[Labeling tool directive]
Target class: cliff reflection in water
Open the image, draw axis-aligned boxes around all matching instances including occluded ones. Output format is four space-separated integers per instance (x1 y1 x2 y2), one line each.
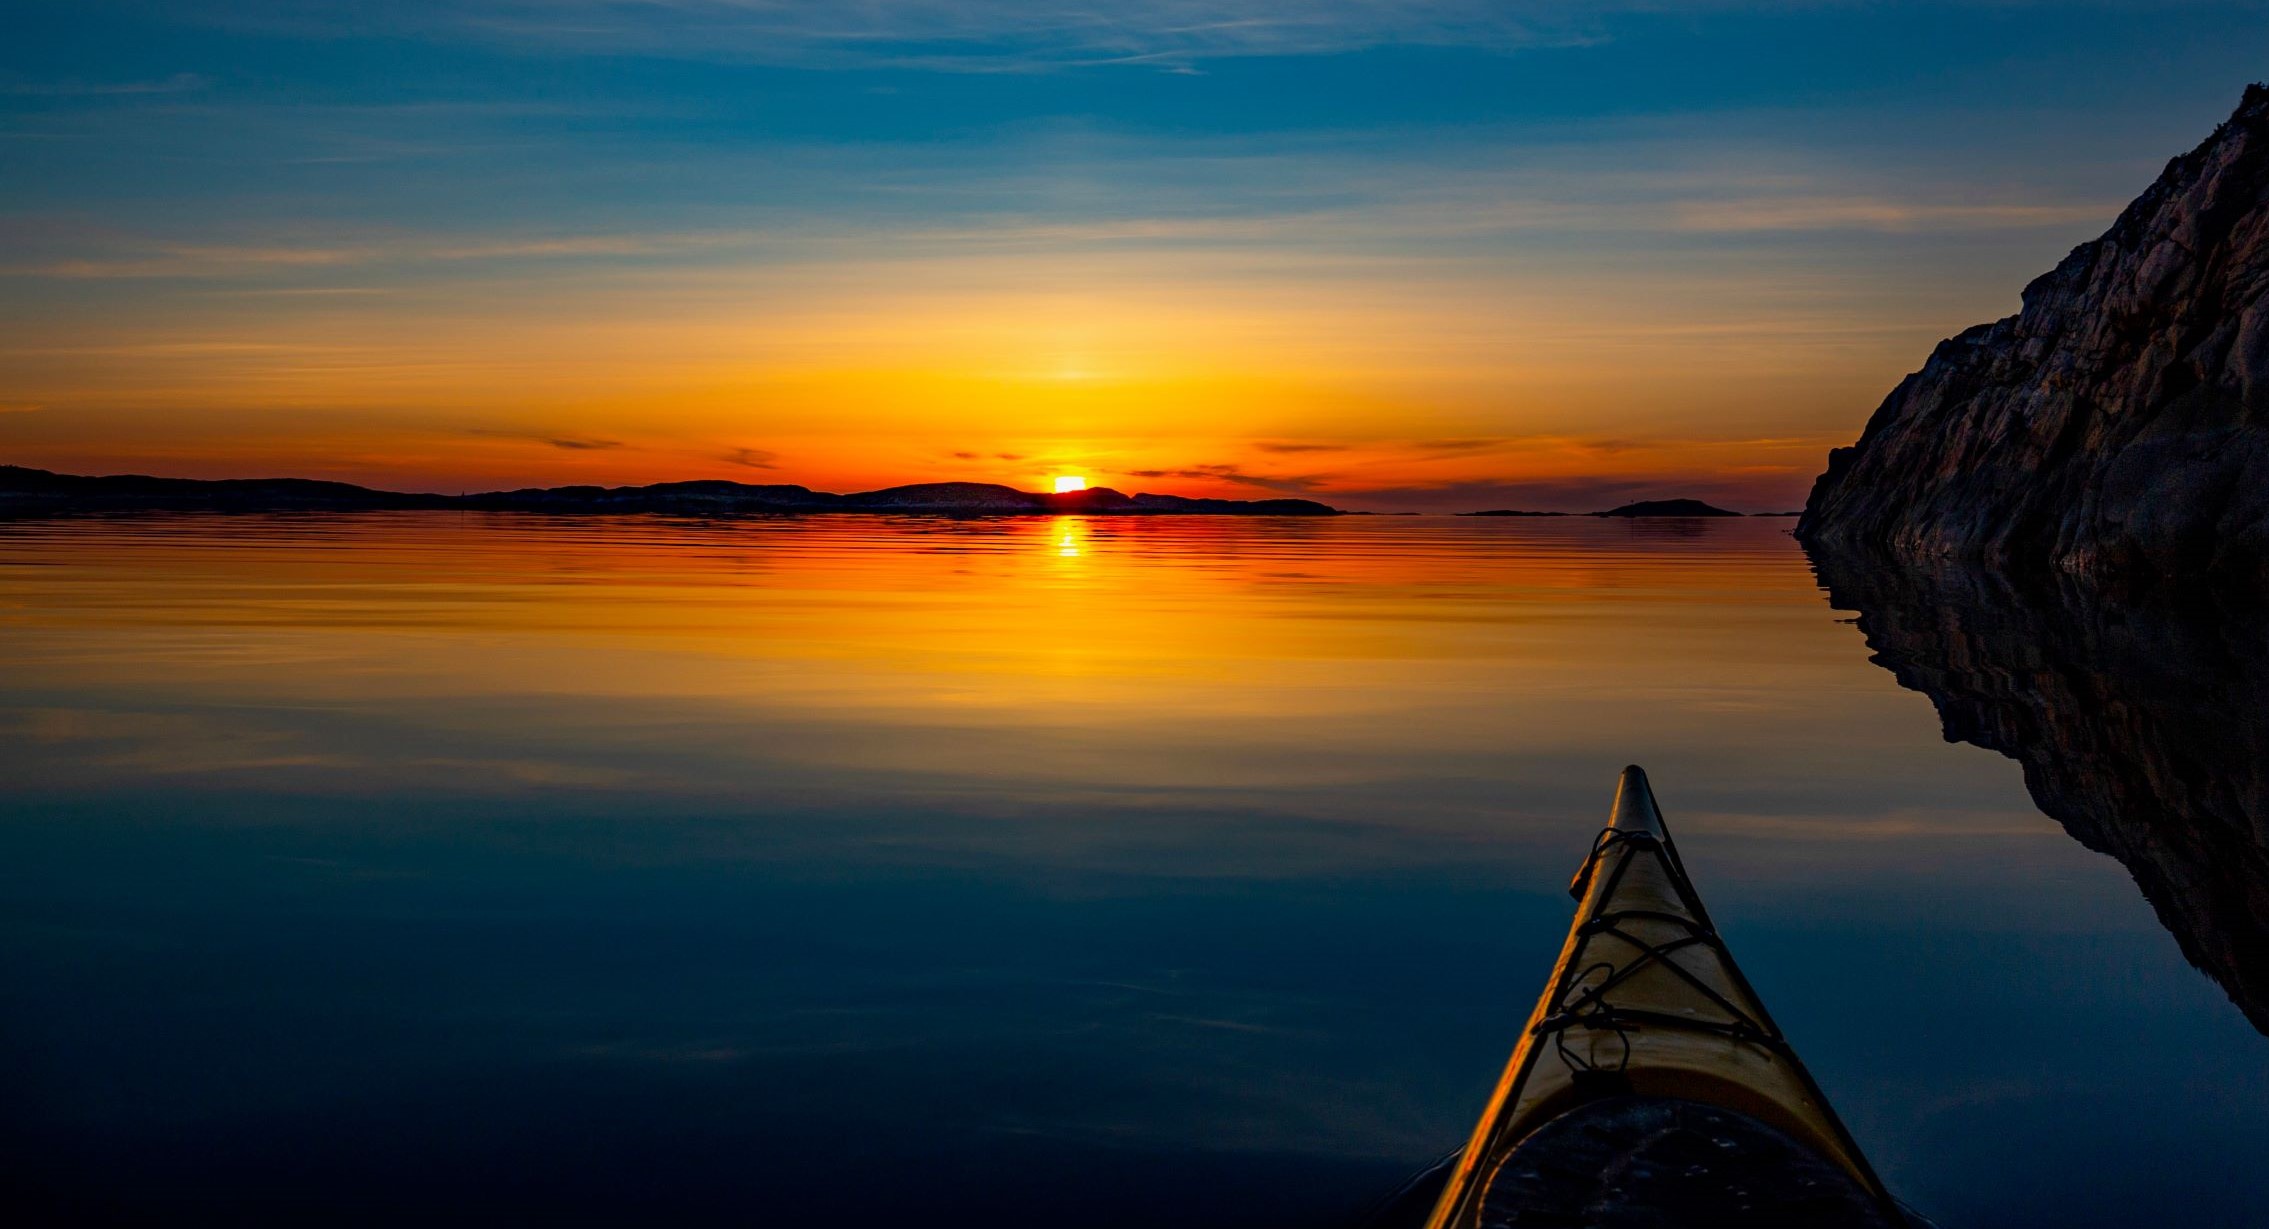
1811 552 2269 1034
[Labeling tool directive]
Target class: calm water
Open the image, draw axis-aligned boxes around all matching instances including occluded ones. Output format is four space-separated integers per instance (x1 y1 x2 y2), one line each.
2 513 2263 1226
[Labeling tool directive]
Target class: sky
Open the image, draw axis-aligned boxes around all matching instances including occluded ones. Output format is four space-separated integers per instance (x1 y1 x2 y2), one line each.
3 2 2265 511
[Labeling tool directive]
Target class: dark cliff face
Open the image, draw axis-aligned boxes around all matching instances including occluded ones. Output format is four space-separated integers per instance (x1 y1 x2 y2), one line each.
1800 85 2269 587
1811 551 2269 1034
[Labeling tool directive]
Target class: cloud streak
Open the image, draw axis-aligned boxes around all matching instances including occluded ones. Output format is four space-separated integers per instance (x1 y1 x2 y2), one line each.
204 1 1703 70
1 72 209 97
1 233 752 281
468 428 625 451
3 160 2118 286
1118 462 1334 496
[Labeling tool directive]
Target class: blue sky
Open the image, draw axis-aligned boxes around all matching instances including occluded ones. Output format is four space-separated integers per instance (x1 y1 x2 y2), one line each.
3 1 2265 507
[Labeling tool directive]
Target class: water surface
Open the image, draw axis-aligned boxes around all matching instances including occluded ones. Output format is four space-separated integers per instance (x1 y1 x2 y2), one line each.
2 514 2262 1225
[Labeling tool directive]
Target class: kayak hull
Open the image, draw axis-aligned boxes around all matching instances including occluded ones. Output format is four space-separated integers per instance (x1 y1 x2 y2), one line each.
1423 767 1902 1229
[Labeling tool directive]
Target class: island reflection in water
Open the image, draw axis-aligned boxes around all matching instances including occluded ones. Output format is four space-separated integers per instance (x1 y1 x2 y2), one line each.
1 513 2264 1227
1812 553 2269 1033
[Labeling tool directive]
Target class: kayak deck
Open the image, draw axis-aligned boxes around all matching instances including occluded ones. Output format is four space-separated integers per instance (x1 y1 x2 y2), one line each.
1422 766 1903 1229
1475 1095 1899 1227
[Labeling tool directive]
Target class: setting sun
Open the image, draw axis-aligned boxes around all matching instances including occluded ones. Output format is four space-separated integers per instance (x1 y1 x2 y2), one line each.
1052 476 1087 494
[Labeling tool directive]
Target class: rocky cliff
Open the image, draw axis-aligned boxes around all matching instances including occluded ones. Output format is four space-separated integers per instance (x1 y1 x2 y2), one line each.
1800 85 2269 587
1812 552 2269 1034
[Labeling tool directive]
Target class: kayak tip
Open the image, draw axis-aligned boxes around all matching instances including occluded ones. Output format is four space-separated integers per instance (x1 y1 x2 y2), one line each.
1609 764 1667 837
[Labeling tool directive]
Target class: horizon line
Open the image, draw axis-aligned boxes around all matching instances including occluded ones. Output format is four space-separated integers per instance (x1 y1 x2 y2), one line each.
1 461 1795 517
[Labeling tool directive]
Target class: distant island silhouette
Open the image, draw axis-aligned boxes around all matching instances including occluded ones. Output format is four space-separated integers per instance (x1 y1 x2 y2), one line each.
0 466 1338 517
0 466 1800 520
1592 499 1743 518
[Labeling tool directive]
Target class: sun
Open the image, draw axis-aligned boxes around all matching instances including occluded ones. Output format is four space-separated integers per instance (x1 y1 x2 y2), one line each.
1052 475 1087 494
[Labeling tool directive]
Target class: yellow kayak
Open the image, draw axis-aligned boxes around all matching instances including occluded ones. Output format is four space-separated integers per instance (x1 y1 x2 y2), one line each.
1423 766 1908 1228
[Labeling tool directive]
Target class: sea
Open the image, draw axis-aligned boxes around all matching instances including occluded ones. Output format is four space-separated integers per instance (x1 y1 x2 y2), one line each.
2 512 2262 1226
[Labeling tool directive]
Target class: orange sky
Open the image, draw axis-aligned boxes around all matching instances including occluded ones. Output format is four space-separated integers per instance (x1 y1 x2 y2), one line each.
3 2 2249 511
0 231 2037 510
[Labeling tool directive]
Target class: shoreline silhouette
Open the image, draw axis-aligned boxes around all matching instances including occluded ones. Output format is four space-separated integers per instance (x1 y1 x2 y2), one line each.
0 465 1785 519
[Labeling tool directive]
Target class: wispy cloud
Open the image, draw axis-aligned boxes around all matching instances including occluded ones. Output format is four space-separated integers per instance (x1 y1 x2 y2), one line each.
468 428 625 451
1411 438 1506 455
179 0 2265 79
14 244 374 280
2 72 208 97
724 447 780 469
1671 196 2116 234
1 232 758 281
3 155 2117 288
426 236 678 260
206 1 1682 70
1118 461 1334 495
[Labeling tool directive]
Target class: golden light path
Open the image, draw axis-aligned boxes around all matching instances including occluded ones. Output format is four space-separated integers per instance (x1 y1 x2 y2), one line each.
0 512 1856 821
0 507 2023 909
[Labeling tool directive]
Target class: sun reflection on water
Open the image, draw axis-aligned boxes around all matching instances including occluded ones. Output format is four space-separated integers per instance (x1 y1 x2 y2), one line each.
1 512 2260 1229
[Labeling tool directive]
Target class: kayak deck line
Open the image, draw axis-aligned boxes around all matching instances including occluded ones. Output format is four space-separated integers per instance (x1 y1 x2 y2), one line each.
1422 766 1905 1228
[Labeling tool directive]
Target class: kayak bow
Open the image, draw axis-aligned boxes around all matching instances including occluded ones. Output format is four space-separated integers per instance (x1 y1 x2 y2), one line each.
1423 766 1904 1228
